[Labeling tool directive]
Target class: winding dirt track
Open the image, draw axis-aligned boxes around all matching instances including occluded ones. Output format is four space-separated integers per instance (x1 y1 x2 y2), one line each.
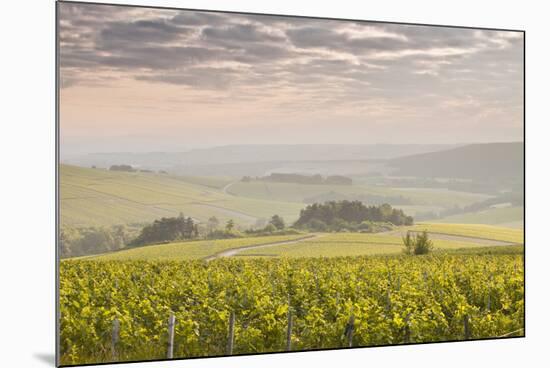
203 234 323 261
221 181 238 195
203 229 519 262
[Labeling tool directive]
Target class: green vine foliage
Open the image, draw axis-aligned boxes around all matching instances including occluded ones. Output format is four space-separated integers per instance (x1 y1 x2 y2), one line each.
59 254 524 365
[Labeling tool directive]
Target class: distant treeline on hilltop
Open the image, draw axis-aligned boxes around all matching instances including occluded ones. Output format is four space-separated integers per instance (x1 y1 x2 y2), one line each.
109 164 136 172
107 164 167 174
242 173 352 185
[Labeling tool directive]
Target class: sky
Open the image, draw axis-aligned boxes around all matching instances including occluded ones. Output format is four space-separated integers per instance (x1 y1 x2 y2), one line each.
59 2 524 155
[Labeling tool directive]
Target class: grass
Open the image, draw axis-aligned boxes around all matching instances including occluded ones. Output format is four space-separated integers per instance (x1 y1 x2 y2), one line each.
432 206 524 227
173 175 235 189
78 234 307 261
408 223 524 244
238 232 489 258
227 181 492 208
389 187 493 207
60 165 304 227
61 165 500 230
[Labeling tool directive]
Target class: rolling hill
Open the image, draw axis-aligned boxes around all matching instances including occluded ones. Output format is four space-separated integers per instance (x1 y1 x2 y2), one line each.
432 206 524 228
63 144 457 169
60 164 501 229
388 142 524 181
60 165 304 227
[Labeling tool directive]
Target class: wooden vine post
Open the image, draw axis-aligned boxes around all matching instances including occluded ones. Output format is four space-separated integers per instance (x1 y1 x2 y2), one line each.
167 313 176 359
111 318 120 361
463 315 471 340
286 306 293 351
227 311 235 355
344 315 355 348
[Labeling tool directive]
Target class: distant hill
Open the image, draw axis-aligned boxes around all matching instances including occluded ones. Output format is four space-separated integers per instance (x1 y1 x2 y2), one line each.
59 164 304 228
62 144 457 169
388 142 524 181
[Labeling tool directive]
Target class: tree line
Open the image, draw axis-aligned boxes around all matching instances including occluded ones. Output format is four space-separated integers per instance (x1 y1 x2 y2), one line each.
242 173 352 185
60 201 414 257
60 225 137 258
59 214 294 258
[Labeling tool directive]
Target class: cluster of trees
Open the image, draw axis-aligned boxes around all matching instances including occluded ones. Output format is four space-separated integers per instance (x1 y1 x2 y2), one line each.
61 213 298 257
244 214 303 236
205 217 246 239
109 164 136 172
107 164 166 174
130 213 198 246
59 225 136 258
294 201 413 231
242 173 352 185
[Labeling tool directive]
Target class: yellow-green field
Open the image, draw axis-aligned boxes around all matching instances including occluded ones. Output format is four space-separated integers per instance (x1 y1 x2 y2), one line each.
432 206 524 228
60 165 303 227
71 224 523 261
174 175 234 189
61 165 521 231
408 223 524 244
228 181 491 208
79 234 308 261
238 232 493 258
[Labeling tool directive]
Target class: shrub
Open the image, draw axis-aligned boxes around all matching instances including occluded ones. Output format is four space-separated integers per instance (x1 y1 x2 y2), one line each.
403 230 434 255
269 215 285 230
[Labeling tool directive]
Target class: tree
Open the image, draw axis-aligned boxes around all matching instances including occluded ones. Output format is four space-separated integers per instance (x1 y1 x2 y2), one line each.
254 217 268 229
402 231 414 255
59 227 80 258
308 219 328 231
414 230 434 255
379 203 393 220
112 225 128 250
402 231 433 255
79 227 115 254
131 214 199 246
225 219 235 232
263 223 277 233
269 215 285 230
207 216 220 233
109 164 135 172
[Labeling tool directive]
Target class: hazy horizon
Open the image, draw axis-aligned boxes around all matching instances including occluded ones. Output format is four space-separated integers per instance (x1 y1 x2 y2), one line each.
59 3 524 156
61 141 523 159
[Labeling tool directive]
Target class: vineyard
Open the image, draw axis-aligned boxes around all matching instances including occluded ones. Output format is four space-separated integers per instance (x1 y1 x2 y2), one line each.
59 252 524 365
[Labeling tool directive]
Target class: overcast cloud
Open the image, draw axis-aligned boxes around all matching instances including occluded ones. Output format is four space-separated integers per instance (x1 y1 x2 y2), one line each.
58 2 523 155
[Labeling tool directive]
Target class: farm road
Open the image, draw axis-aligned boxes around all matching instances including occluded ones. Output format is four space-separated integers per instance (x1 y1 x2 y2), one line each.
204 234 324 261
222 181 238 195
